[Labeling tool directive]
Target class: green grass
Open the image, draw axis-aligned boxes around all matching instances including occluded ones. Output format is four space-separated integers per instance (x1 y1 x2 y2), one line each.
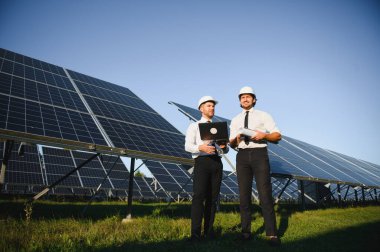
0 200 379 251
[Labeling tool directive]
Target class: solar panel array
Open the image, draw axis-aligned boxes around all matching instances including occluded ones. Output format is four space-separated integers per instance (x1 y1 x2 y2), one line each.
0 142 44 187
0 49 107 145
220 170 239 199
0 141 161 198
67 70 191 160
144 160 193 199
268 137 380 188
1 48 378 203
169 101 380 192
43 146 163 198
0 48 192 165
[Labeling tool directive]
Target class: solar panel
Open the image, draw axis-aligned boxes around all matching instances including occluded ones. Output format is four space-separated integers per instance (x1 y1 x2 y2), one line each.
220 171 239 199
271 178 299 200
71 151 115 189
41 147 149 196
66 70 191 161
0 48 107 146
283 137 380 187
327 150 380 187
169 101 380 191
144 160 193 199
1 48 192 165
0 142 44 189
42 147 83 188
39 147 161 199
133 176 156 199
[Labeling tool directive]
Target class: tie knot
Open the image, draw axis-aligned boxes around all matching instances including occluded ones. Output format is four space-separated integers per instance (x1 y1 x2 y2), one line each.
207 121 211 123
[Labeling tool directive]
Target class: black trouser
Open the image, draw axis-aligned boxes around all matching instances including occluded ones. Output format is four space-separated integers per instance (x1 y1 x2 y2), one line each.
236 147 277 236
191 155 223 238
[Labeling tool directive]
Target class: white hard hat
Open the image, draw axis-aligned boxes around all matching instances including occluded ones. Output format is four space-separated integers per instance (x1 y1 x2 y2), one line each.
239 86 255 98
198 95 218 109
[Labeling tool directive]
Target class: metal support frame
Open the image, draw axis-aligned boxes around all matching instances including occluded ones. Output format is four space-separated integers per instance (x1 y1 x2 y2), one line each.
82 155 120 215
300 180 305 211
354 188 358 203
167 173 194 207
125 158 135 219
274 178 292 204
367 190 374 201
28 152 100 203
312 183 333 205
361 187 365 203
343 185 350 200
0 140 14 191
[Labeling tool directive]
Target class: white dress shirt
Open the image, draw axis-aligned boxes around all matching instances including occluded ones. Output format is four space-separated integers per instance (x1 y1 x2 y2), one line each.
185 117 214 159
229 108 280 149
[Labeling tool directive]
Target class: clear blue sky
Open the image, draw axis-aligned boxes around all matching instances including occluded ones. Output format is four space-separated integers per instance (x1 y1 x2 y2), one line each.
1 0 380 168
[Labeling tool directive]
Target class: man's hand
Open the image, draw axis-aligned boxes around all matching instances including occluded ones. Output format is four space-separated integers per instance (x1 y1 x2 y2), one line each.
229 134 242 148
198 144 216 154
252 130 267 141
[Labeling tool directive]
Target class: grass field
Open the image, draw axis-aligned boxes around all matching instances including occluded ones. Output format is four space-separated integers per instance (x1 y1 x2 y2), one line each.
1 200 379 251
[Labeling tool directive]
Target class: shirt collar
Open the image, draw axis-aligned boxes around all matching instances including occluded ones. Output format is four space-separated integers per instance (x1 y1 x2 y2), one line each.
241 107 254 114
200 117 212 123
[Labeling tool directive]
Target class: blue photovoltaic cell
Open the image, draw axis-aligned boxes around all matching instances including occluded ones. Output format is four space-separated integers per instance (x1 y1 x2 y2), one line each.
327 151 380 187
98 117 189 158
134 176 156 198
220 171 239 197
65 69 191 160
1 143 44 186
1 48 192 165
271 137 359 183
0 94 107 145
271 178 299 199
284 137 379 187
145 160 192 197
0 48 107 146
146 160 242 198
141 177 168 198
71 151 114 189
39 147 156 198
67 70 139 99
68 70 181 132
42 147 82 187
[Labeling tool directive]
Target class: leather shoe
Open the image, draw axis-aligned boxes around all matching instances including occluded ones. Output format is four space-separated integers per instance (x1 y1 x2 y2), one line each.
268 236 281 246
187 235 201 243
237 233 252 241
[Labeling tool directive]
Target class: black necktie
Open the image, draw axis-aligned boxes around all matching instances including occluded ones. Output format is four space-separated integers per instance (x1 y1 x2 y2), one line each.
244 111 250 145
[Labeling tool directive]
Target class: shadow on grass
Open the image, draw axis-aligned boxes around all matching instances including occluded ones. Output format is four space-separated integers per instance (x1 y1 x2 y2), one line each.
93 221 380 252
0 200 242 220
0 199 296 228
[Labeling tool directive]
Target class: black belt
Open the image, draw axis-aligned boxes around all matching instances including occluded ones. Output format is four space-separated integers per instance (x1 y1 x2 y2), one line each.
238 147 267 151
196 155 221 159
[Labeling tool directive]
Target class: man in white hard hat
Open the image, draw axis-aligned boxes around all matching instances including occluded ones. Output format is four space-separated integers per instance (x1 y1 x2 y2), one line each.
185 95 227 242
229 86 282 246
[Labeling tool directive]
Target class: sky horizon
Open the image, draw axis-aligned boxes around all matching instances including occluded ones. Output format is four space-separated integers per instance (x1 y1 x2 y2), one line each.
1 0 380 168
